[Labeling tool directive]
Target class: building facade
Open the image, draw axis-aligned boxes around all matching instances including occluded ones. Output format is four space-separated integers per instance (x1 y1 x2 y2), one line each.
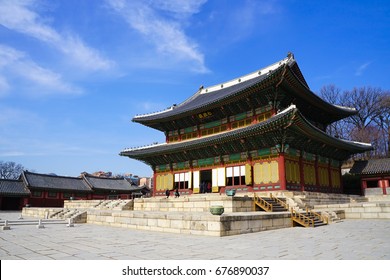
350 158 390 195
121 53 372 196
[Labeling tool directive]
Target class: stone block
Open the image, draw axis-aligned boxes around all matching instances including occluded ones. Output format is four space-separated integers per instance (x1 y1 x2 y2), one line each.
272 218 285 227
191 221 208 231
207 221 222 231
378 213 390 219
345 213 362 219
361 212 379 219
171 219 190 229
230 220 249 231
147 219 158 227
157 219 171 228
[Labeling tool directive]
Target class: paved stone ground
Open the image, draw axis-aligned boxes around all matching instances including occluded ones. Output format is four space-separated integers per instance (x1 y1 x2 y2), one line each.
1 211 389 260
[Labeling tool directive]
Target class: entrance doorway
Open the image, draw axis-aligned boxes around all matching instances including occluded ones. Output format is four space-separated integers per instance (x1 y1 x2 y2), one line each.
200 169 212 193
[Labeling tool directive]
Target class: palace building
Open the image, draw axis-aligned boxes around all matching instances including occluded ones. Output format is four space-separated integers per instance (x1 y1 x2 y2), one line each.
120 53 372 196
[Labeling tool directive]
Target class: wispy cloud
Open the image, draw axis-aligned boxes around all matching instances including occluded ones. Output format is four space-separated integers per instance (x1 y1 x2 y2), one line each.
0 44 82 96
355 61 371 76
0 0 114 71
106 0 209 73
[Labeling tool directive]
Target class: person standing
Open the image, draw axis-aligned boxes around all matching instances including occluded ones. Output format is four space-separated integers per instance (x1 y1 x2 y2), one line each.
165 189 170 198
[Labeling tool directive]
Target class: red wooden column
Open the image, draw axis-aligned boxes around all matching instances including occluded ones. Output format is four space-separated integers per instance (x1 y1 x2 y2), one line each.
361 179 367 196
315 155 320 192
299 152 305 191
278 153 287 190
338 166 343 194
153 171 157 197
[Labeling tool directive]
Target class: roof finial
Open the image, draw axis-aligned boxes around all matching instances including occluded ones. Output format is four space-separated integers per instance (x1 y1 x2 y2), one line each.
287 52 294 59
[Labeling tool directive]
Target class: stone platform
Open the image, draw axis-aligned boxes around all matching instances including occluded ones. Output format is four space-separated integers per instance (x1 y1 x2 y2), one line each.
86 209 291 236
21 195 291 236
20 192 390 237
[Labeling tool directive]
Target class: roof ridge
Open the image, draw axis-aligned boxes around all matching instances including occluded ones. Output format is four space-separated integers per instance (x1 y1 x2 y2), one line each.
198 55 292 95
133 53 294 120
24 171 82 180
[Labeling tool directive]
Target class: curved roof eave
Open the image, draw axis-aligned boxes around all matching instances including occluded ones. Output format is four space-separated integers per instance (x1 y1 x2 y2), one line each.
122 105 296 157
290 109 372 152
132 56 292 124
122 105 372 160
283 65 357 118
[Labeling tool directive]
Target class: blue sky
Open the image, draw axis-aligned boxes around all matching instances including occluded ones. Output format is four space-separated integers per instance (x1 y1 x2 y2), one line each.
0 0 389 177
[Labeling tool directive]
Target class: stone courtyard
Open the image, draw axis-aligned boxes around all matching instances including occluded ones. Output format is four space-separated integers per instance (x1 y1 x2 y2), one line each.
1 211 390 260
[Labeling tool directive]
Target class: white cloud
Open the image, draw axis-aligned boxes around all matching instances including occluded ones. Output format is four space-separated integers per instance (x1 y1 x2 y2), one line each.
151 0 207 16
0 44 82 95
355 62 371 76
0 0 114 71
106 0 209 73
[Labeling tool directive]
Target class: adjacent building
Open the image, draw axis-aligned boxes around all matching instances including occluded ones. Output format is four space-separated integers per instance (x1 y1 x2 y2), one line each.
121 53 372 196
350 158 390 195
0 171 151 210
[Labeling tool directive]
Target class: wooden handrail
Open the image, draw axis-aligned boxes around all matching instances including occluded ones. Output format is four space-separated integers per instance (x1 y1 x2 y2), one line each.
253 193 273 212
291 209 315 227
270 193 289 210
305 207 328 224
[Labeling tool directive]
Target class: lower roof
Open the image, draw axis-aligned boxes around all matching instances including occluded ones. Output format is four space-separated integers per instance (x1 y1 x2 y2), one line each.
82 174 139 192
22 171 92 192
350 158 390 175
0 179 31 197
121 105 372 166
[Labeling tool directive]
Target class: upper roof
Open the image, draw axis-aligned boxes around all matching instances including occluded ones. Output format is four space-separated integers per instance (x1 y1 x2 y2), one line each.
133 53 357 131
82 174 139 192
350 158 390 175
121 105 372 166
21 171 92 192
0 179 30 196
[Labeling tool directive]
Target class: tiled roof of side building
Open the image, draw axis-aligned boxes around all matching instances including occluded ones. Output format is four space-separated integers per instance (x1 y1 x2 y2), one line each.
82 174 139 192
0 179 31 196
350 158 390 175
21 171 92 192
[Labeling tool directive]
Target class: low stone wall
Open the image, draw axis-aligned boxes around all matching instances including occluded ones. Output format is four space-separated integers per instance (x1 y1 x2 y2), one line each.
314 201 390 219
22 207 62 219
133 195 253 213
86 209 291 237
64 199 134 210
22 207 87 223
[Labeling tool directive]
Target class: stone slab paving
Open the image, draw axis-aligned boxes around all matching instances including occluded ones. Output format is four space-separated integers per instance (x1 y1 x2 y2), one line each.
1 211 390 260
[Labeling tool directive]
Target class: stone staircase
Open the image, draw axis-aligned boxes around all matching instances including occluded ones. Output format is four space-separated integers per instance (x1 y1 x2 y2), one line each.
64 199 134 211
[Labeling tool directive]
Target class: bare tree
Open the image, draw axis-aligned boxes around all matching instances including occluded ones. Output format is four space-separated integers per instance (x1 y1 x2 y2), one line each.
319 85 390 159
0 161 25 179
319 84 350 139
375 93 390 156
342 87 383 129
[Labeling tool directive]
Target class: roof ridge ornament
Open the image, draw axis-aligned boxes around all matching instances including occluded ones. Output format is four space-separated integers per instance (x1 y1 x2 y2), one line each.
287 51 294 59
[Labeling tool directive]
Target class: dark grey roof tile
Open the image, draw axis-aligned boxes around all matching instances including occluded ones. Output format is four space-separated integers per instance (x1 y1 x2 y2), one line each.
0 179 30 196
